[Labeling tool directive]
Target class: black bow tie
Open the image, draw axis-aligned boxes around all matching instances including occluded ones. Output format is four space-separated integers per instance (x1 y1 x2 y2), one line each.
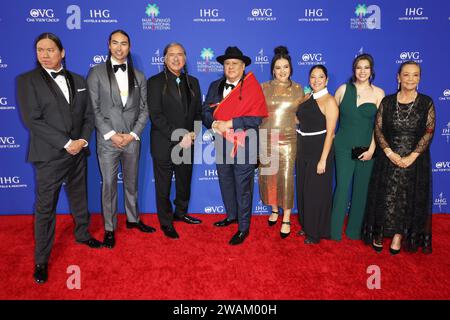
51 70 65 79
113 64 126 73
224 83 235 90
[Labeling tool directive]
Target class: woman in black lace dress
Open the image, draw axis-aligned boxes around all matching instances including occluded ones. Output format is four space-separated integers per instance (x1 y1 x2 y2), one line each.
363 61 435 255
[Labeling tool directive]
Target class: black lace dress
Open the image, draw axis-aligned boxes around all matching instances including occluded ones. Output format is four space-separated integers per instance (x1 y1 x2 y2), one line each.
362 93 435 253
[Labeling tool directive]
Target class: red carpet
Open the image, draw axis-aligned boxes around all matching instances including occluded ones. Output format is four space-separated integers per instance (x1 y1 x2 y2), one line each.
0 214 449 300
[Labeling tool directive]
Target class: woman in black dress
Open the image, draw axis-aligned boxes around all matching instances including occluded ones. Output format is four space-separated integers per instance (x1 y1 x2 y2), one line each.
363 61 435 255
296 65 339 244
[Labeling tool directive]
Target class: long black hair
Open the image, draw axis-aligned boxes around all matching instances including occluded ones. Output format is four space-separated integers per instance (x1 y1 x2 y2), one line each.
106 29 136 96
162 42 195 98
351 53 375 84
35 32 74 104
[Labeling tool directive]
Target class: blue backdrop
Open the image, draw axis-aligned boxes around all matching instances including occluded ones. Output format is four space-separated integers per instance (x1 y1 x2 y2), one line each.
1 0 449 215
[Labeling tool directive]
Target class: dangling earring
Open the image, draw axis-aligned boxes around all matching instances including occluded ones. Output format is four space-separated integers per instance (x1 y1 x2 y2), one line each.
397 82 400 91
416 83 419 92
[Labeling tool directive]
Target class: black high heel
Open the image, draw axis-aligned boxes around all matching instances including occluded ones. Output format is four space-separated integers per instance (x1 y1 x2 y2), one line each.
280 221 291 238
268 211 279 226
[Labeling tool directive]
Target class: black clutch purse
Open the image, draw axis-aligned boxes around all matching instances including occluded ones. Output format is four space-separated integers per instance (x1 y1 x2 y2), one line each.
351 146 369 160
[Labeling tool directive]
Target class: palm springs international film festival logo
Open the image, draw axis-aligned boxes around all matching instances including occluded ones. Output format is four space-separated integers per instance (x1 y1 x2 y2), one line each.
26 8 60 23
434 192 447 212
254 49 270 73
439 89 450 102
142 3 171 31
197 48 223 73
151 49 165 72
350 4 381 30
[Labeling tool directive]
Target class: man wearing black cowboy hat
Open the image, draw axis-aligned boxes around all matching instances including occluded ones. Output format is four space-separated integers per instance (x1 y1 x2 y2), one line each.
202 46 268 245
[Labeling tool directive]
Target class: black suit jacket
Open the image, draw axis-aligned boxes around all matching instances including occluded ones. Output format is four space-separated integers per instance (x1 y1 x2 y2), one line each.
147 71 202 161
17 67 94 162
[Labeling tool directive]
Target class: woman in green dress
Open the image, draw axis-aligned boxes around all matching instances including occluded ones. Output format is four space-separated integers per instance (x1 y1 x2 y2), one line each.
330 54 385 241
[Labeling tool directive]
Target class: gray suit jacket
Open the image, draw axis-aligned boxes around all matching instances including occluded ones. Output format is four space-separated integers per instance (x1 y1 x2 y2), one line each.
87 62 148 150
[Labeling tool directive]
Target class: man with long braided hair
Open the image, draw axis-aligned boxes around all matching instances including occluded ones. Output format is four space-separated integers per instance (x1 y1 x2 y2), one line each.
147 42 203 239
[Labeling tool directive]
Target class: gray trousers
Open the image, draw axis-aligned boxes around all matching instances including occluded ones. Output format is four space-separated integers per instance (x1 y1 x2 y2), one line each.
97 141 141 232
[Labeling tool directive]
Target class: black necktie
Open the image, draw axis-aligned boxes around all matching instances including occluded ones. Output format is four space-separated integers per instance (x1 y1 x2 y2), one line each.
224 83 235 90
51 70 65 79
113 64 126 73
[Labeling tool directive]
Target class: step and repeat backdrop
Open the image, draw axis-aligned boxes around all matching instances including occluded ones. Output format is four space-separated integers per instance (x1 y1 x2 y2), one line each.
1 0 449 215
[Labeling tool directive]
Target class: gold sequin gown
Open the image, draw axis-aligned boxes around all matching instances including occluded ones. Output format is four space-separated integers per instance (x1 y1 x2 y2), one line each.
259 80 304 209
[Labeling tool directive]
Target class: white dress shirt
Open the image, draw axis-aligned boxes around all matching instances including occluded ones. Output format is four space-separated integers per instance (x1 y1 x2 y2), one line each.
43 66 88 149
104 58 139 141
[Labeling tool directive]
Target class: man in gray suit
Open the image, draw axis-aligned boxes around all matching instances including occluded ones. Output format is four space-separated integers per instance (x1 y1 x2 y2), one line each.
87 29 155 248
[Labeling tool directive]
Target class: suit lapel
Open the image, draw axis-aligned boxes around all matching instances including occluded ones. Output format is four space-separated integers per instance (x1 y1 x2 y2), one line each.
39 69 72 133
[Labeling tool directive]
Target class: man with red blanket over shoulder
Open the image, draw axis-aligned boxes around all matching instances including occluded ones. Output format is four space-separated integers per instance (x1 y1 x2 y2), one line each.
202 47 268 245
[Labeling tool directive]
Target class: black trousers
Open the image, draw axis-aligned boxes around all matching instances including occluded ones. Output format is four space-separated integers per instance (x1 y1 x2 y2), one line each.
33 152 91 264
152 158 193 227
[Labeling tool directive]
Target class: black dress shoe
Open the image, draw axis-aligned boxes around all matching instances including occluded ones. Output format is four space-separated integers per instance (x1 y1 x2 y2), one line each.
268 211 279 227
297 230 306 236
214 218 238 227
34 264 48 284
229 230 249 245
304 237 319 244
126 220 156 233
103 231 115 249
77 237 103 249
161 225 179 239
174 214 202 224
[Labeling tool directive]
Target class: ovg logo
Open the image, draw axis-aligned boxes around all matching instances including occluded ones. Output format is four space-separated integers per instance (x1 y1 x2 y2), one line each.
90 55 108 67
248 8 276 22
299 53 325 66
151 49 165 72
350 4 381 30
143 3 171 31
433 161 450 173
204 205 224 214
254 49 269 72
197 48 222 73
396 51 422 64
434 192 447 212
27 8 59 23
0 136 20 149
440 89 450 102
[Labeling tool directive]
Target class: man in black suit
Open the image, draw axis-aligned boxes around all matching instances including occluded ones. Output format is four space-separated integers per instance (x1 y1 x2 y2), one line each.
87 30 155 249
147 42 202 239
202 47 266 245
17 33 102 284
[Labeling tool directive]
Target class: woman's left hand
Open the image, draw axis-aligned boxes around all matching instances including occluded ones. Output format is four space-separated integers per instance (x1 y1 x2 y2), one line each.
317 160 326 175
358 150 374 162
400 153 418 168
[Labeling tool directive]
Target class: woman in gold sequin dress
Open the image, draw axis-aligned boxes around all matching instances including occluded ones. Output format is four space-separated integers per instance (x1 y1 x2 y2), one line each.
259 46 304 238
